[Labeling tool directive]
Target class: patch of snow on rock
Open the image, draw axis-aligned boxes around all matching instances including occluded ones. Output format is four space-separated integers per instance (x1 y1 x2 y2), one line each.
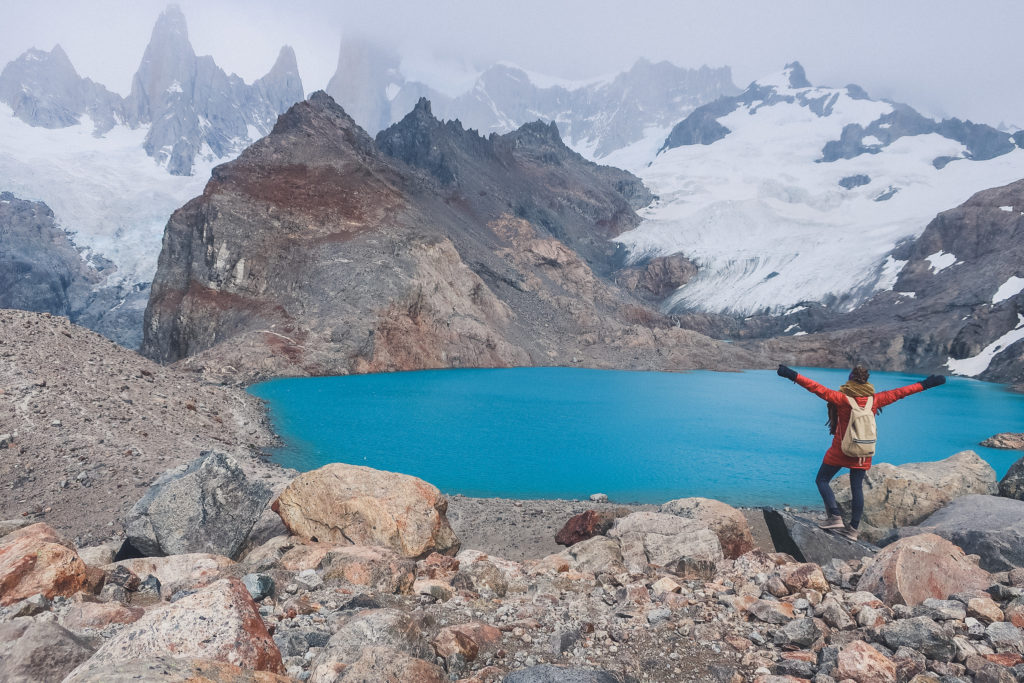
947 314 1024 376
993 276 1024 304
925 250 957 273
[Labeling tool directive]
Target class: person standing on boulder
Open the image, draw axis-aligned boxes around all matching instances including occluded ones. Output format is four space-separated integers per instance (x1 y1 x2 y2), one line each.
775 364 946 540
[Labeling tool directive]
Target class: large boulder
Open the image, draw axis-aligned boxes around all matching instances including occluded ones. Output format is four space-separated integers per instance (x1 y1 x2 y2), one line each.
659 497 754 559
560 536 627 576
318 646 446 682
124 451 272 559
64 656 293 682
273 463 459 559
830 451 997 541
320 545 416 594
0 620 95 683
607 511 722 573
762 508 878 565
0 522 87 605
884 495 1024 572
859 533 991 606
66 578 284 674
999 453 1024 500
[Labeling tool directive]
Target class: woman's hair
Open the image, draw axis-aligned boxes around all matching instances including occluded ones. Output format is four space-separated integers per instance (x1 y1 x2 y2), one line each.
849 365 870 383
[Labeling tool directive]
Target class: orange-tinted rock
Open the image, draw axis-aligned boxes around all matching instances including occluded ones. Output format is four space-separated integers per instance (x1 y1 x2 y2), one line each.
837 639 898 683
858 533 991 606
67 578 283 674
432 621 502 663
967 596 1004 623
747 599 795 623
62 596 144 631
659 497 755 559
321 545 415 594
273 463 459 559
279 541 336 571
777 562 830 594
0 522 87 605
554 510 615 547
984 652 1023 667
314 646 446 682
1006 601 1024 628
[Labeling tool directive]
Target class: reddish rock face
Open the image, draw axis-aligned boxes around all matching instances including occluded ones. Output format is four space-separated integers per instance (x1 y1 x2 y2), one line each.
555 510 615 547
66 578 284 674
858 533 991 606
777 563 830 594
0 522 87 605
64 655 295 682
836 639 898 683
321 545 416 594
432 621 502 663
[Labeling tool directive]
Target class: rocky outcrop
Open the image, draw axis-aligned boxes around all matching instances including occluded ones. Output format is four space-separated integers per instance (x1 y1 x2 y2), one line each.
0 523 87 605
859 533 991 606
1001 454 1024 500
105 553 236 599
142 91 762 382
615 253 697 301
983 433 1024 450
273 463 459 559
659 497 754 559
885 495 1024 572
124 451 271 559
0 193 147 347
67 578 284 675
762 508 878 566
830 451 997 541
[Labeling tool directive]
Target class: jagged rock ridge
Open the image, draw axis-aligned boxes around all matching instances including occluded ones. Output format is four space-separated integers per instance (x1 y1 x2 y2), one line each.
324 38 739 158
0 5 304 175
141 92 762 381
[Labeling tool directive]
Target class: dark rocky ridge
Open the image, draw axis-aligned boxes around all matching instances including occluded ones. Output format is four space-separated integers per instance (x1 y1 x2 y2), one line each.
0 193 147 348
142 92 763 381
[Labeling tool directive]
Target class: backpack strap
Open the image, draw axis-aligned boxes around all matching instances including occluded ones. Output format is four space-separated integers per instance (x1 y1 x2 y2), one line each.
845 395 874 411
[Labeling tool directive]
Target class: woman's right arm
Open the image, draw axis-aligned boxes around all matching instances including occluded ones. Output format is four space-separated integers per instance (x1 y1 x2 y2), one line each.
778 365 845 404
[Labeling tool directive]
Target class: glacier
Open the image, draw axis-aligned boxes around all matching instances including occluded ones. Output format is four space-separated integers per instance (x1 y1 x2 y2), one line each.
608 67 1024 315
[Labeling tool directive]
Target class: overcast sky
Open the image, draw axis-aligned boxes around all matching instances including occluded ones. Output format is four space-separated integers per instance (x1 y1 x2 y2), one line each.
3 0 1022 127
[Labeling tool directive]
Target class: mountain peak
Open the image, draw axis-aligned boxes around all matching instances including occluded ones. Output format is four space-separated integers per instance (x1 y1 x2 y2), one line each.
272 45 298 73
412 96 433 117
154 4 188 39
784 61 811 88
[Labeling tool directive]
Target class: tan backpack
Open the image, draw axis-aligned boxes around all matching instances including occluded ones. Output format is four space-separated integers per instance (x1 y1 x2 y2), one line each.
841 395 876 462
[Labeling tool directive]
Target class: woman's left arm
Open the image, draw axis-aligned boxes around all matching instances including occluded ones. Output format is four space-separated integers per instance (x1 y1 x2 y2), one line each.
874 374 945 408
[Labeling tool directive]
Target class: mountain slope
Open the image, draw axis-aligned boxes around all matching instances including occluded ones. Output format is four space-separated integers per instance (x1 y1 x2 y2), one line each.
612 63 1024 316
141 92 760 381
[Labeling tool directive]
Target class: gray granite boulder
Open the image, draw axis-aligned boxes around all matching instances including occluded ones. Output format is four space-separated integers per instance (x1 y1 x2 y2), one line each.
882 495 1024 572
607 511 723 573
999 453 1024 500
762 508 878 565
124 451 271 559
830 451 998 541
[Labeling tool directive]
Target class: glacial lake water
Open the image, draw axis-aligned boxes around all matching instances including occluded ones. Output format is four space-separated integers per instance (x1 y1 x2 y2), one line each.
248 367 1024 507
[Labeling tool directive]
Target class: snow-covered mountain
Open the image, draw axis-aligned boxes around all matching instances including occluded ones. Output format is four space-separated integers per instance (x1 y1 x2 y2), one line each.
611 63 1024 315
324 38 738 159
0 5 303 346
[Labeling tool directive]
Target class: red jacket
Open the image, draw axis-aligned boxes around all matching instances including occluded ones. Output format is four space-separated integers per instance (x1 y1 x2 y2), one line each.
795 374 926 469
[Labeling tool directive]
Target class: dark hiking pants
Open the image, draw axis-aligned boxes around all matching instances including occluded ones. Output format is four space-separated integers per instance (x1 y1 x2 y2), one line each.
815 463 865 529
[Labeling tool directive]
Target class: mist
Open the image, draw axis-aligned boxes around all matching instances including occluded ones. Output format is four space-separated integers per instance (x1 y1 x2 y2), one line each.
2 0 1023 127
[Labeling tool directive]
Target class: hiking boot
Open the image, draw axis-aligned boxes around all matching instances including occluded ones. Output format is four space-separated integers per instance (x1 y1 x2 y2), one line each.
833 526 859 541
817 514 845 530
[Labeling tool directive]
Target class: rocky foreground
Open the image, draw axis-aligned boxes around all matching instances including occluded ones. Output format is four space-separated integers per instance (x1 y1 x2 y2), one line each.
2 445 1024 683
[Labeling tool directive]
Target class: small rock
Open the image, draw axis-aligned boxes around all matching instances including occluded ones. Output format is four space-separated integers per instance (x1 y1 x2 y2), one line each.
589 493 609 503
242 573 275 602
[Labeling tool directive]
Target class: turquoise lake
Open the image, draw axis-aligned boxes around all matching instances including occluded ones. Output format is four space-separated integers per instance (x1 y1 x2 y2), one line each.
248 367 1024 507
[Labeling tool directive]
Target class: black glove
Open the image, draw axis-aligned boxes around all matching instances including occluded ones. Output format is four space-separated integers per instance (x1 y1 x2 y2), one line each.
777 364 797 381
921 374 946 389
